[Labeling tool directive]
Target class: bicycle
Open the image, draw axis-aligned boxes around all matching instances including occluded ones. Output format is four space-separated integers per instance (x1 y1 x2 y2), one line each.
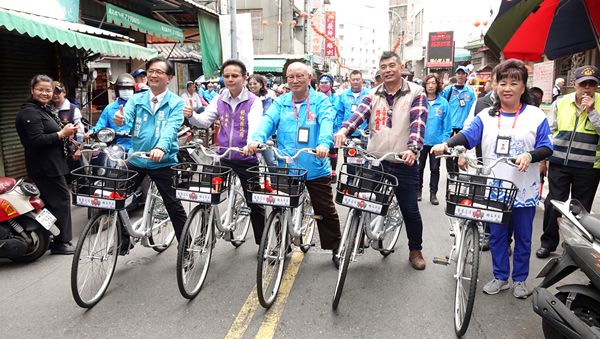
247 143 319 308
171 141 252 300
70 139 176 308
332 140 403 310
432 146 519 337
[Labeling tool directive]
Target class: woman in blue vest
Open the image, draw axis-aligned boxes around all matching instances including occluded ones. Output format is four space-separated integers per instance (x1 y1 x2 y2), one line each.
418 73 450 205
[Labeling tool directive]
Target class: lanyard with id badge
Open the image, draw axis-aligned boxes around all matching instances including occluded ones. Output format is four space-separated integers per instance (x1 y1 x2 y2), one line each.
495 104 522 156
293 96 312 143
351 91 363 112
452 87 466 107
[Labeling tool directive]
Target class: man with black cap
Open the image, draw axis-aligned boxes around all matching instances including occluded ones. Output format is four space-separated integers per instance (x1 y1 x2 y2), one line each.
537 65 600 258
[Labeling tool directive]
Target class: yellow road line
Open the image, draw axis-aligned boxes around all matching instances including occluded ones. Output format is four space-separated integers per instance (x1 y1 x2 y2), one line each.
225 285 260 339
255 251 304 339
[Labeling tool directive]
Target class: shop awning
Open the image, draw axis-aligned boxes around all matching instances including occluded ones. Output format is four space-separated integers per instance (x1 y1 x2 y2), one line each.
106 3 184 43
254 59 286 72
0 8 158 60
454 50 472 62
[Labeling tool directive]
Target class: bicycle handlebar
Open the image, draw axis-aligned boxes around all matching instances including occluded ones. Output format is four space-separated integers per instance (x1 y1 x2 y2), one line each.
342 139 404 164
81 143 150 163
182 139 245 160
437 146 519 173
255 143 317 163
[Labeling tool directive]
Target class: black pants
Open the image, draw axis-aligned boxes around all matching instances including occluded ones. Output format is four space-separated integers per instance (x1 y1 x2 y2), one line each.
446 128 462 175
541 162 600 251
34 175 72 244
418 145 440 194
128 164 187 242
221 159 266 245
305 175 341 249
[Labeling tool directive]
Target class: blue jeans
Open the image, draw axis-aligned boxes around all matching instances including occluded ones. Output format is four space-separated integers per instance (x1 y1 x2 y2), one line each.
375 160 424 251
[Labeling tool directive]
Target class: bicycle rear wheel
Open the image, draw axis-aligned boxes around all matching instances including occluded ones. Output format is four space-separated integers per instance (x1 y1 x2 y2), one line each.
71 211 120 308
257 209 287 308
148 185 175 253
379 196 402 257
332 210 360 310
229 186 250 247
454 221 480 337
177 205 213 299
300 194 316 253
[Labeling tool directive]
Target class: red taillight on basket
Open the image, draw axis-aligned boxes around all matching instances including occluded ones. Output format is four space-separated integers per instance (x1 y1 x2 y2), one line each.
29 197 45 212
460 199 472 206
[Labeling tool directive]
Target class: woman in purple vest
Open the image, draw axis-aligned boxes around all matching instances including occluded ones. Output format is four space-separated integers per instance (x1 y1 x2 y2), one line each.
185 60 266 249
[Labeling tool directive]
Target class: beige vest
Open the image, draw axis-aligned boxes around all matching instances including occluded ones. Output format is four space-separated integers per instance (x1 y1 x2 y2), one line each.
367 81 425 162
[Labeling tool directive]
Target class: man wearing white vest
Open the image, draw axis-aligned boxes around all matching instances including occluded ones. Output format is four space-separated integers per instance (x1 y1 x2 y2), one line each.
334 51 429 270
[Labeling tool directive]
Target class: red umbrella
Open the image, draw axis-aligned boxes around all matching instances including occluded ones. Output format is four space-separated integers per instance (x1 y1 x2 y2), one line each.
485 0 600 61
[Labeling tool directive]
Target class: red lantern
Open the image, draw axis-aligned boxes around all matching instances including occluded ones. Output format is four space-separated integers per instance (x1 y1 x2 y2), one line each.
277 21 282 26
482 19 489 26
291 20 297 26
300 11 307 17
473 20 480 27
262 20 267 26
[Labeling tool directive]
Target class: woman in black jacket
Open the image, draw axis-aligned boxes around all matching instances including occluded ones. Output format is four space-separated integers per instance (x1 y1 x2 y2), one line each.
15 75 79 254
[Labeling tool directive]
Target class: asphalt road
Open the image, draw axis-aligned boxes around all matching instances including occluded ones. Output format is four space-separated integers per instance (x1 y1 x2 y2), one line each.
0 164 587 339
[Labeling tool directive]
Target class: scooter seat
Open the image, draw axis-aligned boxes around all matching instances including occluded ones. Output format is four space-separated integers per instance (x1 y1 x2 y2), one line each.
579 214 600 239
0 177 17 194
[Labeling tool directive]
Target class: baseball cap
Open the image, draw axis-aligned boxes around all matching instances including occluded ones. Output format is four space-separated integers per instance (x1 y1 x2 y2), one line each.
53 81 66 92
455 66 469 74
319 75 332 82
133 69 147 77
374 71 381 79
574 66 600 83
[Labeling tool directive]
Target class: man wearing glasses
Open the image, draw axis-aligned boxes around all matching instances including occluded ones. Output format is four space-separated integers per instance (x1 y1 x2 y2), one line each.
114 56 187 254
536 66 600 258
184 59 266 250
245 62 342 268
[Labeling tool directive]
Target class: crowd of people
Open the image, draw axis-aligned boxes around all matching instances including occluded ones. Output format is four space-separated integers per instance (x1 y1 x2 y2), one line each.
15 51 600 301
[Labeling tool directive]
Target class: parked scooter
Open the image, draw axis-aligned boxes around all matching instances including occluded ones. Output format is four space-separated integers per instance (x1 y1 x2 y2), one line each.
0 178 60 262
86 128 145 219
532 199 600 339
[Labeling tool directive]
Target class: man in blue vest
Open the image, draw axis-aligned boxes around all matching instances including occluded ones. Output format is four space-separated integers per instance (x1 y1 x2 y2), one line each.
537 66 600 258
441 66 476 175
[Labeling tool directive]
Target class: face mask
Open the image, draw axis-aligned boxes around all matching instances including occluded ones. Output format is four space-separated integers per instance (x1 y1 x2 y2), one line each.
319 84 331 93
119 89 134 101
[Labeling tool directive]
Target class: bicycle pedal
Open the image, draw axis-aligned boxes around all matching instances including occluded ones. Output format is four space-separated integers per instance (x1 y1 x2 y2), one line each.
239 207 251 216
312 215 323 220
388 216 402 225
433 256 451 266
154 212 169 220
449 229 455 237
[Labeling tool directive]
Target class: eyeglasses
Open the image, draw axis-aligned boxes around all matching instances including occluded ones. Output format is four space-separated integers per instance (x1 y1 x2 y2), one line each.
33 87 53 94
147 69 167 75
286 74 308 81
579 80 599 88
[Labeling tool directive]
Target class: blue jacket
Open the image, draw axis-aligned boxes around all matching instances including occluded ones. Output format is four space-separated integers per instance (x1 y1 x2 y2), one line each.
441 85 476 130
93 98 133 151
203 90 217 103
423 94 451 146
122 90 184 169
253 87 334 181
337 87 369 136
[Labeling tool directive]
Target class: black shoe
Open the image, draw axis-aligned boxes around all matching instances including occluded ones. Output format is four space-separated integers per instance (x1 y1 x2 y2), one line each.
120 238 134 256
536 247 550 258
50 242 75 255
332 248 340 269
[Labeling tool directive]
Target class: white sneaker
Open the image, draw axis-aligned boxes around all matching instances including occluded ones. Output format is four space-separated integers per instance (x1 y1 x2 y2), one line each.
513 281 530 299
483 278 509 295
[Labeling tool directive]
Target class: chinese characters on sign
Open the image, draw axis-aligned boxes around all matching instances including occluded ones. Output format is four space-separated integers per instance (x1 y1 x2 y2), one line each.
427 31 454 67
325 11 336 57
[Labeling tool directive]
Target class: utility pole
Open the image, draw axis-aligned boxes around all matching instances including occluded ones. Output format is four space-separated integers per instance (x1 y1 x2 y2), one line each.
230 0 237 59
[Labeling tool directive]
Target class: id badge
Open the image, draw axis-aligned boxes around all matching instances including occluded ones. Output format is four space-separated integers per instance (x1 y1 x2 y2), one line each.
495 135 511 155
298 126 310 143
351 104 357 112
459 99 466 107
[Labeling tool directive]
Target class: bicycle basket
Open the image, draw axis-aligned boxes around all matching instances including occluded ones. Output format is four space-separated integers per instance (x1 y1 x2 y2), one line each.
445 172 519 225
70 166 138 210
246 166 307 208
335 164 398 216
171 163 232 204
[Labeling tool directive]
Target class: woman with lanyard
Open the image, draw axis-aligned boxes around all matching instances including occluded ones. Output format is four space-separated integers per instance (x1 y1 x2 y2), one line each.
431 59 553 299
15 75 79 255
247 74 277 171
418 73 450 205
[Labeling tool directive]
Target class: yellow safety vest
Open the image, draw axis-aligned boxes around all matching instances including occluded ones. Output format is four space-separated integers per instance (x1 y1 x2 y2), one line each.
549 92 600 169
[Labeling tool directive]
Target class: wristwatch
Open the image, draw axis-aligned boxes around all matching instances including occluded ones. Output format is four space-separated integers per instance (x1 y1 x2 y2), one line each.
408 145 419 155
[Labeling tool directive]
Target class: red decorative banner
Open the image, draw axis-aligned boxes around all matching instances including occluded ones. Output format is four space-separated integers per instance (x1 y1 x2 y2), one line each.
325 11 336 57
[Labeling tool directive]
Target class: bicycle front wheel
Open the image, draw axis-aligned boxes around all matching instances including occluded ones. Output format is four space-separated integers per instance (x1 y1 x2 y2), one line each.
71 211 120 308
454 221 480 337
229 187 250 247
257 209 287 308
148 187 175 253
332 210 359 310
379 196 402 257
177 205 213 299
300 194 316 253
